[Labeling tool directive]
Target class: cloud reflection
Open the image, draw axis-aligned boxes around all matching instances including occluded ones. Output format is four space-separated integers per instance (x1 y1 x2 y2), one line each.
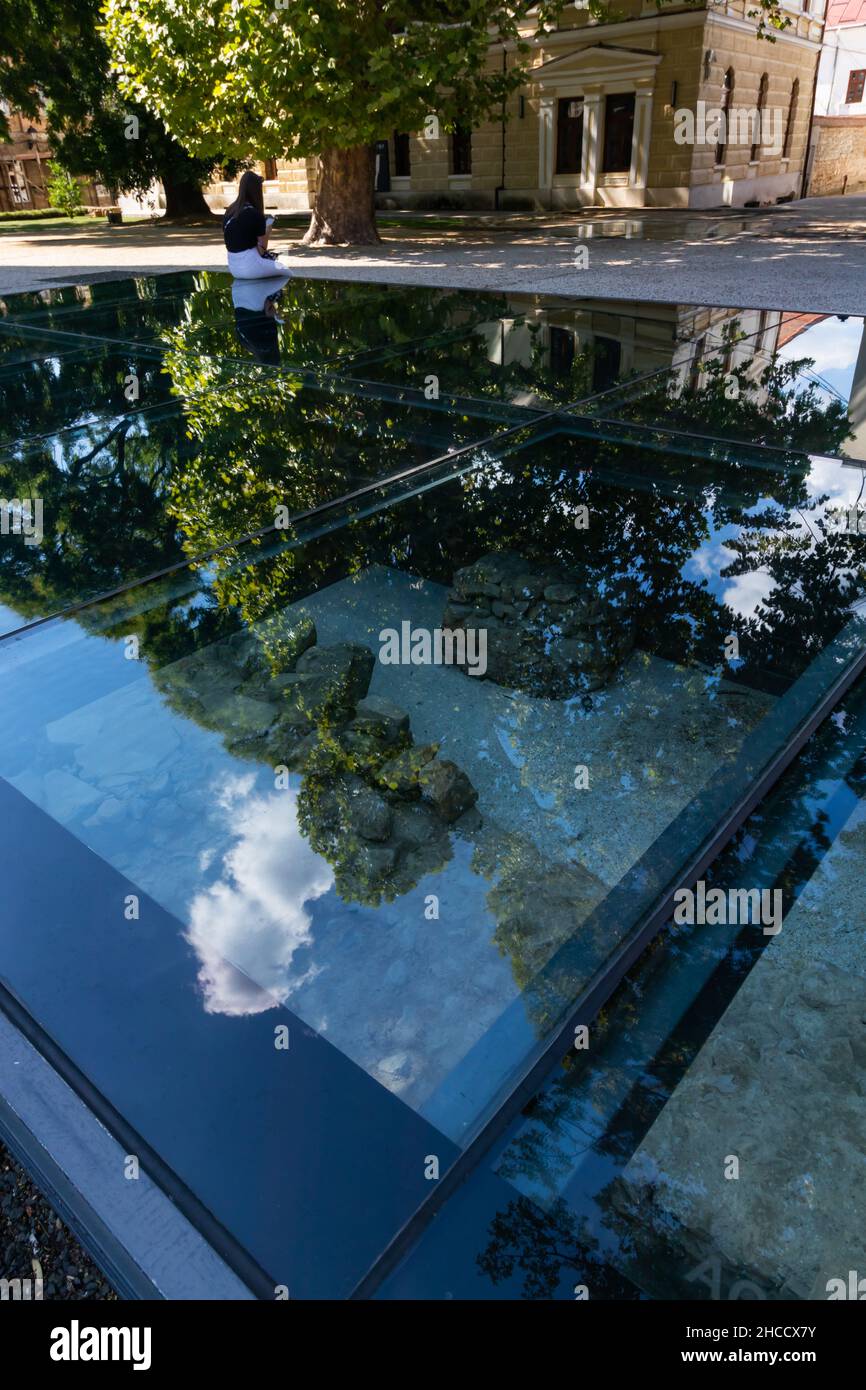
186 779 333 1016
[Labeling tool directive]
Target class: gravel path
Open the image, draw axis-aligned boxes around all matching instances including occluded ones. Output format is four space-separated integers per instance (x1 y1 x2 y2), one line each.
1 1140 116 1300
0 195 863 313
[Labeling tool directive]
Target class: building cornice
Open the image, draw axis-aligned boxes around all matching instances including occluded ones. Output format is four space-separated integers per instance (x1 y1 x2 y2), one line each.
492 9 709 51
492 6 822 52
706 10 823 49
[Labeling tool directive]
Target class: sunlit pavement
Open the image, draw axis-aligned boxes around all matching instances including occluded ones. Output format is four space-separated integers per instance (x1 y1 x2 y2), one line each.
0 194 864 314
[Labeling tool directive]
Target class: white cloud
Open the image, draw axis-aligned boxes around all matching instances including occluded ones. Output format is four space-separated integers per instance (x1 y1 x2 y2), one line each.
807 453 866 516
722 568 776 620
186 785 333 1017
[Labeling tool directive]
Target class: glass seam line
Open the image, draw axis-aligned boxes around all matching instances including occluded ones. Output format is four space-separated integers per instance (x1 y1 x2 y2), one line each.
0 305 777 453
347 633 866 1300
0 363 681 647
564 412 821 460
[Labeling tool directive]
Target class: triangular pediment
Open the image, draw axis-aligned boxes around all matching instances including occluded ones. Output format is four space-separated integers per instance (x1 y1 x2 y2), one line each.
531 43 662 83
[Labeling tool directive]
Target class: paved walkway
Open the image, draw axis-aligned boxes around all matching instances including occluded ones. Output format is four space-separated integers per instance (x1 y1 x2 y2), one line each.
0 195 864 314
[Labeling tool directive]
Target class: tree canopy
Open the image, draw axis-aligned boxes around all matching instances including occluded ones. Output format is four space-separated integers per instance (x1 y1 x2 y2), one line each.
103 2 557 162
101 0 792 240
0 0 223 215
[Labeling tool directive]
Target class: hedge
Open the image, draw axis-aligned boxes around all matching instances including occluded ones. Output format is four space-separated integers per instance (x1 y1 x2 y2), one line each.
0 206 87 222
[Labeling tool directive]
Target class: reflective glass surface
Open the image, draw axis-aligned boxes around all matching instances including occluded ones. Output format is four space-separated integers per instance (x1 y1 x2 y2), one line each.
379 668 866 1300
589 310 866 462
1 272 865 1297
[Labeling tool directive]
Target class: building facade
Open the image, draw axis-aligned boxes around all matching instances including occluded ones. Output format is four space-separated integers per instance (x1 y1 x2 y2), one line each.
208 1 826 215
0 106 51 211
468 296 784 402
207 156 319 215
389 1 825 211
0 104 112 213
807 0 866 195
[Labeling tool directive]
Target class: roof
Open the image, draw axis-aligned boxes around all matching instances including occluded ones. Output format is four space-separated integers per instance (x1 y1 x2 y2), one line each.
776 312 828 349
825 0 866 27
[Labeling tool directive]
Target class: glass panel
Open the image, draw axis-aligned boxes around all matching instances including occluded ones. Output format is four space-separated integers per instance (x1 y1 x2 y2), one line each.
9 277 810 642
393 131 411 178
0 345 167 449
583 310 866 462
0 380 488 636
379 667 866 1300
3 273 866 1293
2 420 865 1148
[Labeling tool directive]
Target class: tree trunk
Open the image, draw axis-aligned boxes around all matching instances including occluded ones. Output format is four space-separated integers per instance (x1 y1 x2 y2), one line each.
161 176 213 221
302 145 381 246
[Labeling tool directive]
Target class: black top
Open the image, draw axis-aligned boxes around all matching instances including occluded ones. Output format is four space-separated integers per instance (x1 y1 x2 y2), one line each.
223 203 267 253
234 307 280 366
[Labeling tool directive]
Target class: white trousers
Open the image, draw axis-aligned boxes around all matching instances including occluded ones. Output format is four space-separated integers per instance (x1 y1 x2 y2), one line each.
227 247 291 279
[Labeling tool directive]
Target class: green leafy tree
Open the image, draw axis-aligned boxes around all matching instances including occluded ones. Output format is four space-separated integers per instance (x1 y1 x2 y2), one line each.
0 0 226 217
45 164 85 217
102 0 788 247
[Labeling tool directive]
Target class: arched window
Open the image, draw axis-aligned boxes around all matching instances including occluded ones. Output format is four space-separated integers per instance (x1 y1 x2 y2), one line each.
716 68 734 166
783 78 799 159
751 73 769 162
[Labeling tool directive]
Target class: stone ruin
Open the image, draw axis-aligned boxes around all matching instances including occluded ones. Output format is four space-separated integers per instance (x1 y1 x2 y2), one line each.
160 612 480 907
442 549 637 696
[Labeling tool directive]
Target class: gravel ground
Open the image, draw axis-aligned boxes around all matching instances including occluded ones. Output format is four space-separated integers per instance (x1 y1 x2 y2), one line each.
1 1139 116 1300
0 195 863 312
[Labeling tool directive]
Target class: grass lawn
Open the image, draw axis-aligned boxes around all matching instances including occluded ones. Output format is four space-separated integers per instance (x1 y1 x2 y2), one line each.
0 214 152 236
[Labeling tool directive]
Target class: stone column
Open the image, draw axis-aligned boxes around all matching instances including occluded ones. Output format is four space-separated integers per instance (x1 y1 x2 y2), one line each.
581 88 603 202
537 95 555 203
629 80 654 195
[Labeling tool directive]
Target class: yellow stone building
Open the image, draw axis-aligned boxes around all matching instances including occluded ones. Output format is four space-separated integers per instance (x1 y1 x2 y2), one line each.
207 1 826 214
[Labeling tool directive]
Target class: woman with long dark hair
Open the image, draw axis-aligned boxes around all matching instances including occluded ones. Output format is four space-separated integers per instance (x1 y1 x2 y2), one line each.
223 169 290 279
